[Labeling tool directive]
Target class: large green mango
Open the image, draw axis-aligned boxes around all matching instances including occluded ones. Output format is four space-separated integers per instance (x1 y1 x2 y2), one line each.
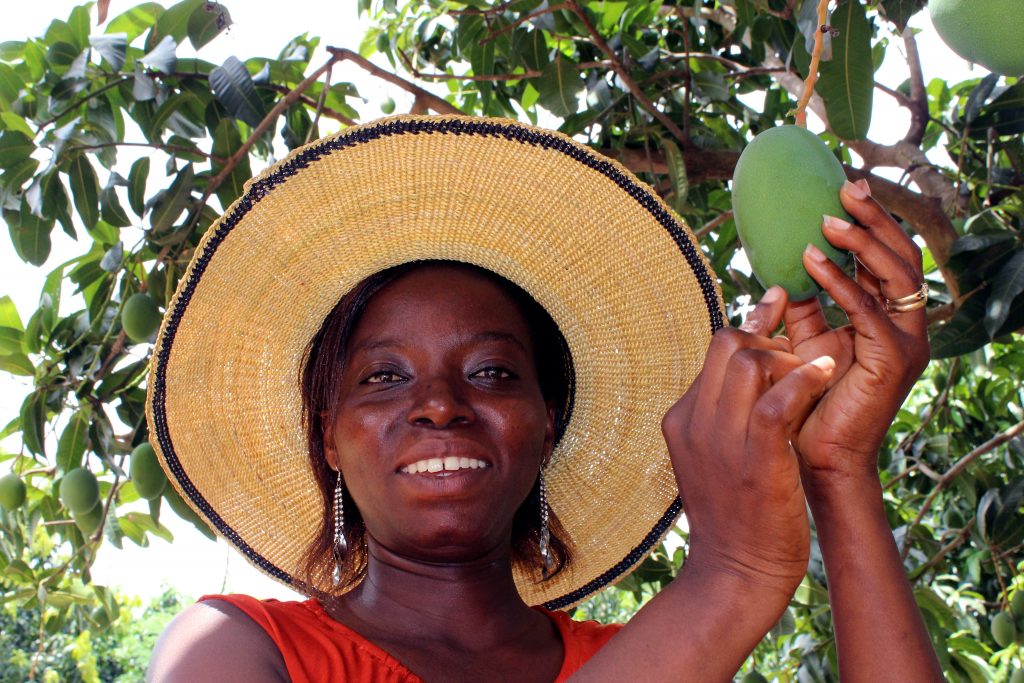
732 126 851 301
930 0 1024 77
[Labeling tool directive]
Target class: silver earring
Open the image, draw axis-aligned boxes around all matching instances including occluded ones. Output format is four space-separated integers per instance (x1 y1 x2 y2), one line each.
332 472 347 587
538 468 554 578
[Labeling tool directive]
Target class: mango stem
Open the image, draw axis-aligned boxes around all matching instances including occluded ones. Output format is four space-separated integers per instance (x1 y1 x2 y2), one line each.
794 0 830 128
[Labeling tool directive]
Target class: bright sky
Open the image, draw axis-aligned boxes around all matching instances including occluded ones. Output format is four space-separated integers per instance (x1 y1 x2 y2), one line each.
1 2 978 604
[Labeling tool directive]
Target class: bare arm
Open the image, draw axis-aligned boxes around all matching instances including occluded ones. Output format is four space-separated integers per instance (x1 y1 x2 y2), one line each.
148 600 289 683
783 179 942 681
575 294 835 681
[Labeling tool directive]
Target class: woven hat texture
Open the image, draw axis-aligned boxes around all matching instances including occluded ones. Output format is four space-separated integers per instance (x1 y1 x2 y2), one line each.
146 115 725 609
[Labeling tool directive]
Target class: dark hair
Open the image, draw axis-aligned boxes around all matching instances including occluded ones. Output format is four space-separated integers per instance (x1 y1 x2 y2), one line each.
299 261 575 594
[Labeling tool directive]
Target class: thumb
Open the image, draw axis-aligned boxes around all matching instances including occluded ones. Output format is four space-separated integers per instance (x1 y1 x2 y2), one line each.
751 356 835 451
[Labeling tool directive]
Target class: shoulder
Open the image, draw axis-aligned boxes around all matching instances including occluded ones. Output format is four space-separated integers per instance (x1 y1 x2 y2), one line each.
147 598 289 683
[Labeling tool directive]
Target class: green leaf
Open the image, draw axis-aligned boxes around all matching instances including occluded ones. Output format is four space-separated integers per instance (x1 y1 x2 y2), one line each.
0 131 34 167
0 353 34 377
0 63 23 107
46 41 81 69
19 392 46 456
817 0 874 140
984 249 1024 337
971 81 1024 139
209 56 267 128
1 157 39 191
57 409 90 473
536 56 582 118
0 112 35 138
146 0 201 51
89 33 128 71
107 2 164 43
68 154 100 230
661 137 689 212
0 296 24 331
7 207 52 266
149 163 194 234
879 0 926 31
211 119 250 208
128 157 150 217
0 328 22 355
930 293 989 359
187 2 231 50
100 186 132 228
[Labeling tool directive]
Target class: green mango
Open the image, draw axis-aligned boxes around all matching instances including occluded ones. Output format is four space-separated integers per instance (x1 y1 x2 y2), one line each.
930 0 1024 76
130 442 167 500
732 125 851 301
121 293 162 343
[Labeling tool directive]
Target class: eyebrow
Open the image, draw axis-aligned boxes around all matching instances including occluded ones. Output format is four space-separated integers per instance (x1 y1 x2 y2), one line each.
350 331 529 355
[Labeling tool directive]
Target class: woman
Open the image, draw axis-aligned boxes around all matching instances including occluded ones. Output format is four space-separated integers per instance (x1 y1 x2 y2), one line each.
146 115 941 681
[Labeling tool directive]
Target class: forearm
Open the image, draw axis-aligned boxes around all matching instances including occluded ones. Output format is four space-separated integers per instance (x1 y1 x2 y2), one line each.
570 561 792 683
806 474 943 682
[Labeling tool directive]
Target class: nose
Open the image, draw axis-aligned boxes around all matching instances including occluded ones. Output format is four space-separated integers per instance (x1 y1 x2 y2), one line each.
407 378 475 429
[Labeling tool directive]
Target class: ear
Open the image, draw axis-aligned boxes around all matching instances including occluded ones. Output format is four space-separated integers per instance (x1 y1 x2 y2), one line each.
322 414 340 471
541 401 556 468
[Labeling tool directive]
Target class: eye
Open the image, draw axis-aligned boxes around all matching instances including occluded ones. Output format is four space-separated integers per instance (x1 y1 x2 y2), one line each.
363 370 407 384
471 366 516 380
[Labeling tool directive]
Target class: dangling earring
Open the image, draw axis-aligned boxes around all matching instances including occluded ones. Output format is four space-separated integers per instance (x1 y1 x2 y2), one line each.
332 472 348 587
538 467 554 578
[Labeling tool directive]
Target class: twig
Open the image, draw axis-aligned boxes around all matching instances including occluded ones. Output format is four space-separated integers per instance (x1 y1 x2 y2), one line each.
66 141 221 161
794 0 830 128
306 63 333 145
695 210 734 240
327 47 462 115
567 0 690 146
39 76 133 130
479 2 573 45
901 27 929 146
402 61 542 82
909 518 975 582
900 419 1024 559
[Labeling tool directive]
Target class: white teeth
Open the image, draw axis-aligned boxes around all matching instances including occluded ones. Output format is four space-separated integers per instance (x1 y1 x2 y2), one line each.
402 457 488 474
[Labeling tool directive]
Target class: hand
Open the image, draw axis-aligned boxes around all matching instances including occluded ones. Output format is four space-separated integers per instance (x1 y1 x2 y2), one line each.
784 180 930 487
662 296 834 599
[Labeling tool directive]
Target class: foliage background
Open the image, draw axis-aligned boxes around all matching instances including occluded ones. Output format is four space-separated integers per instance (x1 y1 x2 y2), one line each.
0 0 1021 680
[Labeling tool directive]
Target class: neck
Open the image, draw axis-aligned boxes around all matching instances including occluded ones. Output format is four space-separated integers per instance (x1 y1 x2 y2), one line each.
328 536 543 649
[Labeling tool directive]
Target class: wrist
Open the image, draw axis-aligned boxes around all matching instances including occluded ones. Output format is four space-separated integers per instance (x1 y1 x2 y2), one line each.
680 548 803 611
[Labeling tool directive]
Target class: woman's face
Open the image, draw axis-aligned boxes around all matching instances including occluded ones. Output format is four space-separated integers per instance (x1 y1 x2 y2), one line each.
324 264 555 564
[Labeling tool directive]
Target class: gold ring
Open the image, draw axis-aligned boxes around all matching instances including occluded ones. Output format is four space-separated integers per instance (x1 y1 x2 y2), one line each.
885 282 928 313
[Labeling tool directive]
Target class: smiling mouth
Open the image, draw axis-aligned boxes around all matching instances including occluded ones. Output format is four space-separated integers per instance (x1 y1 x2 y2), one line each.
400 456 490 475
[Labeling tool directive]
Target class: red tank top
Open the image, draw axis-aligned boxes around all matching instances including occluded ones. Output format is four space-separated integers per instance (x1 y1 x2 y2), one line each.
201 594 621 682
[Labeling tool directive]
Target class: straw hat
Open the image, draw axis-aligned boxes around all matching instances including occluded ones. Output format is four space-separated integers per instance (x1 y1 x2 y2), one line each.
145 115 725 609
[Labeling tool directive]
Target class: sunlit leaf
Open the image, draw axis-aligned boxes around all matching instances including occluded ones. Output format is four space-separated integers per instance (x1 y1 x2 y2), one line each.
818 0 874 140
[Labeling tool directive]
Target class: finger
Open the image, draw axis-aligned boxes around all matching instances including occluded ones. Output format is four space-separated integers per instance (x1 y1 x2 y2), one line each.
803 244 902 341
854 255 882 300
717 348 808 438
839 181 923 279
782 296 830 347
739 286 787 337
748 356 835 461
820 217 926 334
773 334 793 354
693 327 798 425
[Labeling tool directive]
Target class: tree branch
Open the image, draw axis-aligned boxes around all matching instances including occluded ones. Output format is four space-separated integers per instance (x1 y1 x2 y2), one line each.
900 419 1024 559
327 47 462 115
901 27 929 146
567 0 690 147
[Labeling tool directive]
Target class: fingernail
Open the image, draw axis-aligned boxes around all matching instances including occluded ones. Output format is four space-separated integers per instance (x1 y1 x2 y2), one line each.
810 355 835 373
856 178 872 197
823 214 852 231
761 286 783 304
805 243 828 263
844 180 867 200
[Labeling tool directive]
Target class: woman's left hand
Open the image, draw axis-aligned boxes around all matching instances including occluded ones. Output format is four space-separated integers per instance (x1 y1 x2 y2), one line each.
781 179 930 488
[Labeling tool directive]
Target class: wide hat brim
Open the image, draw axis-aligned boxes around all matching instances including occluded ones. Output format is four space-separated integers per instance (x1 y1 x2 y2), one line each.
146 115 724 609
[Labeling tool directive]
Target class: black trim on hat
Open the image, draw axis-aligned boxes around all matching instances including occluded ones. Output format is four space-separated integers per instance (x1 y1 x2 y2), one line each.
150 116 724 606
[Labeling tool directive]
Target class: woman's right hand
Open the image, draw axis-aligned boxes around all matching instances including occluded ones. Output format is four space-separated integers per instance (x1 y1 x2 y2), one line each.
661 287 834 604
